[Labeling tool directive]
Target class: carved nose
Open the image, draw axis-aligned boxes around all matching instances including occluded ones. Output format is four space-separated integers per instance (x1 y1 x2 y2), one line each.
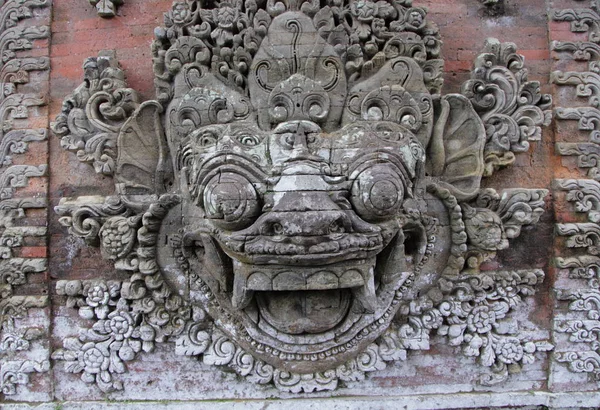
289 122 311 158
273 121 323 164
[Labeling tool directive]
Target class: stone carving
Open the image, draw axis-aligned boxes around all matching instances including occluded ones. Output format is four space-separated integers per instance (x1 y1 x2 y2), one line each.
553 1 600 44
53 51 139 176
53 280 154 392
0 201 50 399
555 179 600 380
0 0 51 400
1 360 49 396
556 106 600 145
553 1 600 383
552 1 600 64
462 39 552 177
553 40 600 61
52 0 552 393
556 142 600 180
555 263 600 379
389 269 552 386
89 0 123 18
552 71 600 108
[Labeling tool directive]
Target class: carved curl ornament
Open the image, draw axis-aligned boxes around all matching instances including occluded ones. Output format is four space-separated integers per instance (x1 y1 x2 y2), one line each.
553 0 600 383
52 0 553 393
0 0 50 398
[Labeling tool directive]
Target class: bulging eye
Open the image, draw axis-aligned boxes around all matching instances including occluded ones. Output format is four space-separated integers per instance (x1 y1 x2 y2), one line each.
235 133 262 146
190 127 219 147
203 172 260 230
350 164 405 221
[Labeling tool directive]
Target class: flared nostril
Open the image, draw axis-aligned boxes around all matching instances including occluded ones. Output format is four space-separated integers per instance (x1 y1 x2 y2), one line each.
272 222 284 235
260 211 353 237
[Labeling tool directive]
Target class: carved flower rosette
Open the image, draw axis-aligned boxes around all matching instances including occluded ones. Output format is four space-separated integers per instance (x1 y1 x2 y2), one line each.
51 0 553 393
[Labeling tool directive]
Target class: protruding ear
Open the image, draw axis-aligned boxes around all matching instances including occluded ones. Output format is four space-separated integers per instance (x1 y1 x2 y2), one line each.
428 94 486 200
116 101 170 195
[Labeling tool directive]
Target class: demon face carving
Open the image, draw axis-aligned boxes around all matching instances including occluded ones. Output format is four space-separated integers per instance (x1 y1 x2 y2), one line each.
154 11 437 371
53 0 552 393
179 118 422 337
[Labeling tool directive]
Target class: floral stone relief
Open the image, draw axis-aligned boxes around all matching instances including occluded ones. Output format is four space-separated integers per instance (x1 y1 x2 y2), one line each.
51 0 553 393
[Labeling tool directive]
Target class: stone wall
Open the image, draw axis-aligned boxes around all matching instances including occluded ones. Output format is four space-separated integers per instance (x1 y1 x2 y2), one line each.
1 0 599 408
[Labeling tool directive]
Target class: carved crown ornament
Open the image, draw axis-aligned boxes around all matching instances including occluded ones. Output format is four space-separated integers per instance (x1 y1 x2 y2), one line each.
51 0 553 393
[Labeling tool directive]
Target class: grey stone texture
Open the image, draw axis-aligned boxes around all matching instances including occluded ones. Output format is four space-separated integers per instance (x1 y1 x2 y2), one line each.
1 0 600 407
49 0 554 396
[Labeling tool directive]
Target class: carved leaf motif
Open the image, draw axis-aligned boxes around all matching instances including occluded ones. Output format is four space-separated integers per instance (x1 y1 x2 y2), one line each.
480 342 495 367
557 222 600 254
552 71 600 108
553 5 600 42
55 196 131 247
273 370 337 393
165 37 211 75
494 189 548 239
398 317 430 350
429 94 486 200
174 324 210 356
462 39 551 176
52 52 138 176
558 178 600 221
202 330 236 366
116 101 169 195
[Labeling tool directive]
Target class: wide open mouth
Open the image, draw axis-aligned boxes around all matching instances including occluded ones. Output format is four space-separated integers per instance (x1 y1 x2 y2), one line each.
204 212 401 311
178 224 420 370
232 257 377 334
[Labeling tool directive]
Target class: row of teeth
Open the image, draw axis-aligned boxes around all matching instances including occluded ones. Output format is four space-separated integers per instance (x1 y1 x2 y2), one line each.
243 235 381 255
309 236 380 253
245 242 306 255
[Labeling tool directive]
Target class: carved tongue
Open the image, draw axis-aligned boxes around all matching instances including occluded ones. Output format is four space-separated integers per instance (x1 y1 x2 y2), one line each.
256 289 352 334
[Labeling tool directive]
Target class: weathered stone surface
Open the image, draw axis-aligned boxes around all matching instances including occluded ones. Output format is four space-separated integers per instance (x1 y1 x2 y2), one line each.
48 0 554 397
553 0 600 396
4 391 600 409
2 0 599 407
0 0 51 402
